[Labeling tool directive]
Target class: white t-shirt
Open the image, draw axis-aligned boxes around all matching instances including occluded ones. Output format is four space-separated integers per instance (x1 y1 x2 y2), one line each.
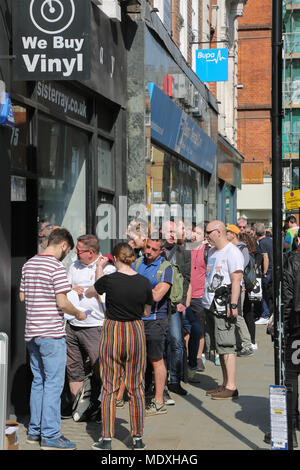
66 257 116 327
201 242 244 310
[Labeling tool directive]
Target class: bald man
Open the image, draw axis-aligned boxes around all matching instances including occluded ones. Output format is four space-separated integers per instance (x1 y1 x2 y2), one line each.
201 221 244 400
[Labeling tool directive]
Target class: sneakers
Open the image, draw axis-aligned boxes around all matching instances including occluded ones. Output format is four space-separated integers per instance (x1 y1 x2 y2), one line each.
205 385 224 396
168 382 187 396
215 354 221 366
116 399 125 408
237 347 253 357
163 389 175 405
251 343 258 350
255 317 269 325
26 434 40 444
145 398 167 416
92 438 112 451
187 367 201 383
95 408 102 424
73 400 101 422
40 435 77 450
211 387 239 400
132 436 147 450
197 355 206 371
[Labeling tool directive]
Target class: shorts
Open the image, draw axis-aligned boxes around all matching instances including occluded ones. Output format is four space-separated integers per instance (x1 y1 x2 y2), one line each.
143 318 169 360
213 314 236 355
190 298 206 335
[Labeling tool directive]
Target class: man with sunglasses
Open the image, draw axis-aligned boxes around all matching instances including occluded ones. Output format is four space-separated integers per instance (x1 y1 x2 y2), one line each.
237 217 248 233
65 234 116 421
201 221 244 400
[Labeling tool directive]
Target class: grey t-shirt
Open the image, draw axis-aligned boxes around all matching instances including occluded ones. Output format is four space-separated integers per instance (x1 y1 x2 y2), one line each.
201 242 244 309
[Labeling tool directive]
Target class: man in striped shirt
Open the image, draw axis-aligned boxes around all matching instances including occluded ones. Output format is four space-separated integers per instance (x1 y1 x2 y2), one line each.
19 228 86 450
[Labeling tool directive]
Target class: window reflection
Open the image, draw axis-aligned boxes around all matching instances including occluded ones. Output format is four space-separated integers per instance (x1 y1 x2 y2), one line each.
98 138 114 190
37 115 88 265
146 144 203 221
10 104 29 171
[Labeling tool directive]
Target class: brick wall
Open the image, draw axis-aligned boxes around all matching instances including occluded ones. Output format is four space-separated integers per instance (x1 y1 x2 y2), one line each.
171 0 181 46
237 0 272 176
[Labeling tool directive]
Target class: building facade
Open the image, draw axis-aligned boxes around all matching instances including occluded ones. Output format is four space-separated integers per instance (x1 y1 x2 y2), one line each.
0 0 127 414
282 0 300 206
126 0 220 227
236 0 273 226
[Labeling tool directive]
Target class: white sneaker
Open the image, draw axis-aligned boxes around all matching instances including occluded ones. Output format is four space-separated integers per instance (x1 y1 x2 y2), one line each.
251 343 258 350
255 317 269 325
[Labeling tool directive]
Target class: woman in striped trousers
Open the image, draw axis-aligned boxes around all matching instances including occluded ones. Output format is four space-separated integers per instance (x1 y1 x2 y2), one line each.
85 243 153 450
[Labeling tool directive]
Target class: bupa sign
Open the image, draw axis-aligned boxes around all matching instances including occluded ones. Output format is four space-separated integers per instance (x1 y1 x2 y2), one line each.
196 48 228 82
12 0 90 80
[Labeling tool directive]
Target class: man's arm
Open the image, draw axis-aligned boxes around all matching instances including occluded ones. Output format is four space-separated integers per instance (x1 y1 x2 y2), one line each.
19 291 25 302
229 271 243 318
152 282 171 303
263 253 269 275
56 293 87 321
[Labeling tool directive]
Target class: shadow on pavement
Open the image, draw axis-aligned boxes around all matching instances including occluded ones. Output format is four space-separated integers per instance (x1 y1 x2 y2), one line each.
86 417 132 449
234 395 270 435
183 391 261 450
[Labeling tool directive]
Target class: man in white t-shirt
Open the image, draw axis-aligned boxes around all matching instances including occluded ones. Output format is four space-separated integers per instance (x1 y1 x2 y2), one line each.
66 234 116 421
201 220 244 400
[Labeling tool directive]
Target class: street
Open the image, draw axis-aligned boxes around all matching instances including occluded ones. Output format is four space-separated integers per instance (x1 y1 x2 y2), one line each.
15 325 279 451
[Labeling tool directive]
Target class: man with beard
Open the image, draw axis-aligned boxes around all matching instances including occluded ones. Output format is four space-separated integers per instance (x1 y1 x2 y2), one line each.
19 228 87 450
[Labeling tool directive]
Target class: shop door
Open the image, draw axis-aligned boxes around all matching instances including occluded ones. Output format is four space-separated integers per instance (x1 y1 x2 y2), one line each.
10 176 37 415
9 104 38 415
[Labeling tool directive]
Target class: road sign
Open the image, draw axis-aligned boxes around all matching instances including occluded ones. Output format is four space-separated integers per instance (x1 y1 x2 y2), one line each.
284 189 300 210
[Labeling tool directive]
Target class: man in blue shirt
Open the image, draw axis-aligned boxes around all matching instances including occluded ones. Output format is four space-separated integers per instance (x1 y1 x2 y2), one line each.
133 235 174 416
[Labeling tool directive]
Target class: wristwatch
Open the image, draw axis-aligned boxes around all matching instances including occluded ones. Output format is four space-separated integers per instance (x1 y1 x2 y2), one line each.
230 303 238 309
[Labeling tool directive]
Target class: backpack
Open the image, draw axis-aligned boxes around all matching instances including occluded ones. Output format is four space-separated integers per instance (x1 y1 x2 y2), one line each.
239 248 263 301
134 256 183 312
72 373 94 422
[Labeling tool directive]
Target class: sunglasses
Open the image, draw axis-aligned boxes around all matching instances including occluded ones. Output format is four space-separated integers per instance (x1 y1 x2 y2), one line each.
206 228 218 235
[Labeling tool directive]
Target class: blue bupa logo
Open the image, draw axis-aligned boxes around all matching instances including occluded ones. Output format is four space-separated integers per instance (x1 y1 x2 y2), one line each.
196 48 228 82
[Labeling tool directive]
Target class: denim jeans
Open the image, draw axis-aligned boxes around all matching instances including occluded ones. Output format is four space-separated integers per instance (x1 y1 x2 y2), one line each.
27 336 67 439
262 273 272 318
183 307 202 369
166 311 183 383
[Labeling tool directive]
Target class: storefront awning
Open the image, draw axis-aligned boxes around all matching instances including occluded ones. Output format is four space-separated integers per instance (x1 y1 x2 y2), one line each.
147 83 217 174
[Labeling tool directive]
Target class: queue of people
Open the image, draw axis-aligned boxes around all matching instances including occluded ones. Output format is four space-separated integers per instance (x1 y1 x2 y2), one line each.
19 214 299 450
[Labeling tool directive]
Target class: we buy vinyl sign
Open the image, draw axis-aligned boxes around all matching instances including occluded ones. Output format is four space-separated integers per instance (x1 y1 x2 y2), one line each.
12 0 90 80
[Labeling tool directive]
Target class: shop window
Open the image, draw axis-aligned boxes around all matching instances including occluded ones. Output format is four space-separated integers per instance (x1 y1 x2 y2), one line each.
10 104 30 171
98 138 114 191
37 114 88 265
96 191 114 256
147 145 204 223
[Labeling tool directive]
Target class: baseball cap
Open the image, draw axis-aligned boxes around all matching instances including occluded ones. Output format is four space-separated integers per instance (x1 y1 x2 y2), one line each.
105 253 114 263
226 224 240 235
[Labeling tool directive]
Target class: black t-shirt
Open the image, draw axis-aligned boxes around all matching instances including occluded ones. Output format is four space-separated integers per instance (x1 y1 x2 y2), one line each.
259 236 273 275
94 272 153 322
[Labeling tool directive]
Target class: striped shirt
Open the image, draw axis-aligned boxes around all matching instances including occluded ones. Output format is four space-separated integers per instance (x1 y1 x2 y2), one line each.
20 254 71 341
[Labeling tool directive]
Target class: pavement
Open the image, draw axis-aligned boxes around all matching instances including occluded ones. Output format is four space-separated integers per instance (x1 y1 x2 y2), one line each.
11 325 287 451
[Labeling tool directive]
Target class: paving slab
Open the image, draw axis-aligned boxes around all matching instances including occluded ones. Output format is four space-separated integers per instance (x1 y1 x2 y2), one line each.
10 325 295 451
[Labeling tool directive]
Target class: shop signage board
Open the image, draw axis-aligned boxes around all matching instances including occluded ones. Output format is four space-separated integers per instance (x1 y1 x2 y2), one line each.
196 48 228 82
147 83 217 174
284 189 300 210
269 385 288 450
12 0 90 80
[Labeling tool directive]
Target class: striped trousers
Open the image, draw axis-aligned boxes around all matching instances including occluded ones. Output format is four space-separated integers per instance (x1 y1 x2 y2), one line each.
99 319 146 438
